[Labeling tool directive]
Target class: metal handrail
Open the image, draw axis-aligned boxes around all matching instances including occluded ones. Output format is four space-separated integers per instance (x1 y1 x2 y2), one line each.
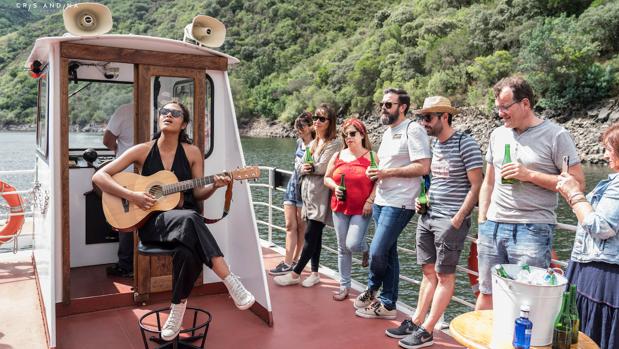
250 166 577 313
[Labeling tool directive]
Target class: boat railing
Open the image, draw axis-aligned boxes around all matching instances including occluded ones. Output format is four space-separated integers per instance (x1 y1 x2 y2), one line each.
250 166 576 316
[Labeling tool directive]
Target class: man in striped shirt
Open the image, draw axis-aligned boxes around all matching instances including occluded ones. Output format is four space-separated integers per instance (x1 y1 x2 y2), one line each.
388 96 483 349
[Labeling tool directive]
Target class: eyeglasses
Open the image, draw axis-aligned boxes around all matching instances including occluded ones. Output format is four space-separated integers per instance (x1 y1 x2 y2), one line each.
342 131 359 138
379 102 399 109
313 115 328 123
417 113 442 123
494 100 521 113
159 107 183 118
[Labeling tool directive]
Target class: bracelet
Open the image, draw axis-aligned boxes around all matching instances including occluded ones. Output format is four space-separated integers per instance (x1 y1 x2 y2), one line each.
366 200 373 204
568 191 584 202
571 197 588 207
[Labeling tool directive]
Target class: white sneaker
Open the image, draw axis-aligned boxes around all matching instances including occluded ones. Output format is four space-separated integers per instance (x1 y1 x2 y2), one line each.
273 272 301 286
161 300 186 341
223 273 256 310
301 273 320 287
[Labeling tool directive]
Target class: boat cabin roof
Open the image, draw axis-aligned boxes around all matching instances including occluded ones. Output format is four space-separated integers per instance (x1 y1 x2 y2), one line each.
26 34 240 67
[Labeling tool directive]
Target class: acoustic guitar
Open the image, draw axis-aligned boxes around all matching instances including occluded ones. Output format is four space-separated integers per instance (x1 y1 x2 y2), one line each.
102 166 260 231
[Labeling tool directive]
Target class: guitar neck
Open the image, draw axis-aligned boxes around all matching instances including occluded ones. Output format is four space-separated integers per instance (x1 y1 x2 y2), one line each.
162 175 216 195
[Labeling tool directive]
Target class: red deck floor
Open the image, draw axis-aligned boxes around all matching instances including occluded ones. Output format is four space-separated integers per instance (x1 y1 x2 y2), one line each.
1 248 464 349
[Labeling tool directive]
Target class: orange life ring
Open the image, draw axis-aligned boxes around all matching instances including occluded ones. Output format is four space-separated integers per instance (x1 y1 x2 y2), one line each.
0 180 25 244
467 241 562 296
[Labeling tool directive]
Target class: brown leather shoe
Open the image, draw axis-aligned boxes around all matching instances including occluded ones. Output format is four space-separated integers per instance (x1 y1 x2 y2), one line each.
332 287 349 301
362 251 369 267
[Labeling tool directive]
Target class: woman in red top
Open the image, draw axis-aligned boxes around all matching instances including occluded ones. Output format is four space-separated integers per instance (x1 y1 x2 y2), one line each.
324 118 377 301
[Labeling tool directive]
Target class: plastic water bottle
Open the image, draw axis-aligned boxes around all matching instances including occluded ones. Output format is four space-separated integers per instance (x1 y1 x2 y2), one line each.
513 304 533 349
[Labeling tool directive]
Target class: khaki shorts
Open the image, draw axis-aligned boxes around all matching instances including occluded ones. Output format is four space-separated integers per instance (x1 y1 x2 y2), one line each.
415 214 471 274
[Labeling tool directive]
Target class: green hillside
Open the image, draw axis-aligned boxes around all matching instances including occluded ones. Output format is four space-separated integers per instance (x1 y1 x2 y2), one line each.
0 0 618 126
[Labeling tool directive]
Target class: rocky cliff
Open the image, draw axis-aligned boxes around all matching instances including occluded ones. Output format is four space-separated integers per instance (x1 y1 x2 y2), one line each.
239 99 619 164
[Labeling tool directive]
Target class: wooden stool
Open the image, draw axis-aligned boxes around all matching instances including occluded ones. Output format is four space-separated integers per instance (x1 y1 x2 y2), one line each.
449 310 599 349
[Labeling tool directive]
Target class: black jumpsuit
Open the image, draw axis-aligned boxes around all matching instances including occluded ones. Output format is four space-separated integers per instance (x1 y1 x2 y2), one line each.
139 141 224 303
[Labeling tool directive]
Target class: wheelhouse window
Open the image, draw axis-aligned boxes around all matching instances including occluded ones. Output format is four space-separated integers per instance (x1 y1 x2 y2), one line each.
36 67 49 158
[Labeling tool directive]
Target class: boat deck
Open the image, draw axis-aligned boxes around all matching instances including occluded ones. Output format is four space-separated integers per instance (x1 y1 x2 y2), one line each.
0 247 463 349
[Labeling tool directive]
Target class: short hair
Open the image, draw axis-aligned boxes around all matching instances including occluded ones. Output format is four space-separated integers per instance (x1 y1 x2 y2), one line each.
601 122 619 156
493 76 536 107
383 88 411 114
295 111 313 130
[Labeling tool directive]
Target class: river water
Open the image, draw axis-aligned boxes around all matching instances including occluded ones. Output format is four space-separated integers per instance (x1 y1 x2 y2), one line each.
0 131 612 320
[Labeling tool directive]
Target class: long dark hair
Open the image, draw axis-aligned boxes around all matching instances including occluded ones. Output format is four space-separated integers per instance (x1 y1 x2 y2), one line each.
152 100 193 144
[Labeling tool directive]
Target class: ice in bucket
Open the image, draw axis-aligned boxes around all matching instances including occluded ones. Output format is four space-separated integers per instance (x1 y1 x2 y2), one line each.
491 264 567 348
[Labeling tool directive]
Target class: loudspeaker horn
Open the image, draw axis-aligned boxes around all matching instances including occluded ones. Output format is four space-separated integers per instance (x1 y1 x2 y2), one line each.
63 2 113 36
183 15 226 48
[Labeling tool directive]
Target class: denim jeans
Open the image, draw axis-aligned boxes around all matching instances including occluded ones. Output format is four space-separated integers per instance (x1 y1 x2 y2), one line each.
477 220 555 294
333 212 371 288
368 204 414 310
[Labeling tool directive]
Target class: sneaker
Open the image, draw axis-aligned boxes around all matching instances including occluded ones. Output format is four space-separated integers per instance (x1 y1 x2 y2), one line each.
398 326 433 349
223 274 256 310
161 300 187 341
332 287 350 301
386 319 419 339
273 272 301 286
355 301 397 319
301 273 320 287
106 264 133 278
353 288 377 309
269 261 293 276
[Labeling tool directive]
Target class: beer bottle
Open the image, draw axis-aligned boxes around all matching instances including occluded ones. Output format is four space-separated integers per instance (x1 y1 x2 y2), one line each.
304 146 314 172
501 144 518 184
513 304 533 349
568 285 580 345
552 292 572 349
337 174 346 202
369 150 378 170
494 264 513 280
417 181 428 215
544 268 558 286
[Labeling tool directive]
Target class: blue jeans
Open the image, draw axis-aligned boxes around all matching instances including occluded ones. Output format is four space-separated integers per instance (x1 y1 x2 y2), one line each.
477 220 555 294
333 212 371 288
368 204 414 310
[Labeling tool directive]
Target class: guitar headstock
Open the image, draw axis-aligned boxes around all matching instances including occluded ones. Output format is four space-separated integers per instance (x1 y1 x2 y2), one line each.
230 166 261 180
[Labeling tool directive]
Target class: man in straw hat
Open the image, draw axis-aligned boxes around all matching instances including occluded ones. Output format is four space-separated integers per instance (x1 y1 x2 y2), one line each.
354 88 431 320
475 76 585 310
387 96 483 349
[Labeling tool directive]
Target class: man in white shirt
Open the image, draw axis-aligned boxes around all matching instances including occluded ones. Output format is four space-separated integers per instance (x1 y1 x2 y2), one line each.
103 102 134 277
354 88 431 320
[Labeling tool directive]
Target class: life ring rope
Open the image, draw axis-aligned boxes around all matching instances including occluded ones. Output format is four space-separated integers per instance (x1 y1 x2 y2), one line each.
0 180 26 245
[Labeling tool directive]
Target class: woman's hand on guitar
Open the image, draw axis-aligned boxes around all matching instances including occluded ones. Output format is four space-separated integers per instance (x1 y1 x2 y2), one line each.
213 174 231 189
132 191 157 210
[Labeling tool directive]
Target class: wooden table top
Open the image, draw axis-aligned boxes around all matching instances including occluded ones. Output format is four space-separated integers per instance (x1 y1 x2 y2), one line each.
449 310 599 349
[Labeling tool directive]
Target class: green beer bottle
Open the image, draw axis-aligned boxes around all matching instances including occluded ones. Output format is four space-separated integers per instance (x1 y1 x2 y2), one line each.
369 150 378 170
337 174 346 201
552 292 572 349
417 181 428 215
304 146 314 172
502 144 518 185
569 285 580 345
494 264 513 280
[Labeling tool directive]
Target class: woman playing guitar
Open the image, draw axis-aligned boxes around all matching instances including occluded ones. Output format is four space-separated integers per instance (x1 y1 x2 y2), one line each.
93 100 255 341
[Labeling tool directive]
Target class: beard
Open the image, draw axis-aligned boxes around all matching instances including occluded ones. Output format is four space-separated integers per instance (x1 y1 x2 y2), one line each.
381 111 398 125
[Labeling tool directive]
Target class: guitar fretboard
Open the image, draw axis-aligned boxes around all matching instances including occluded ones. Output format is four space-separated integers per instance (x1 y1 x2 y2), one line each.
162 175 216 195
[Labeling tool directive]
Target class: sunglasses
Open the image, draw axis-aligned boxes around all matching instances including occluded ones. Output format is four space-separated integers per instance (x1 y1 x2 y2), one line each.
313 115 328 123
159 107 183 118
342 131 359 138
379 102 400 109
417 113 442 123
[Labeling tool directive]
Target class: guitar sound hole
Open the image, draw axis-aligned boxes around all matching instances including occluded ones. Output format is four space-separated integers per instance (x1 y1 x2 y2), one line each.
148 185 164 199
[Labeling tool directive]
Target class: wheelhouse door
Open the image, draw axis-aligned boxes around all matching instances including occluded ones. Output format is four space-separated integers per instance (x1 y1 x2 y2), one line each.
134 65 207 301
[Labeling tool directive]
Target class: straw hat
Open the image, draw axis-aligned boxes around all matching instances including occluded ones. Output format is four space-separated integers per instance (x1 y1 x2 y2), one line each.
414 96 459 115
